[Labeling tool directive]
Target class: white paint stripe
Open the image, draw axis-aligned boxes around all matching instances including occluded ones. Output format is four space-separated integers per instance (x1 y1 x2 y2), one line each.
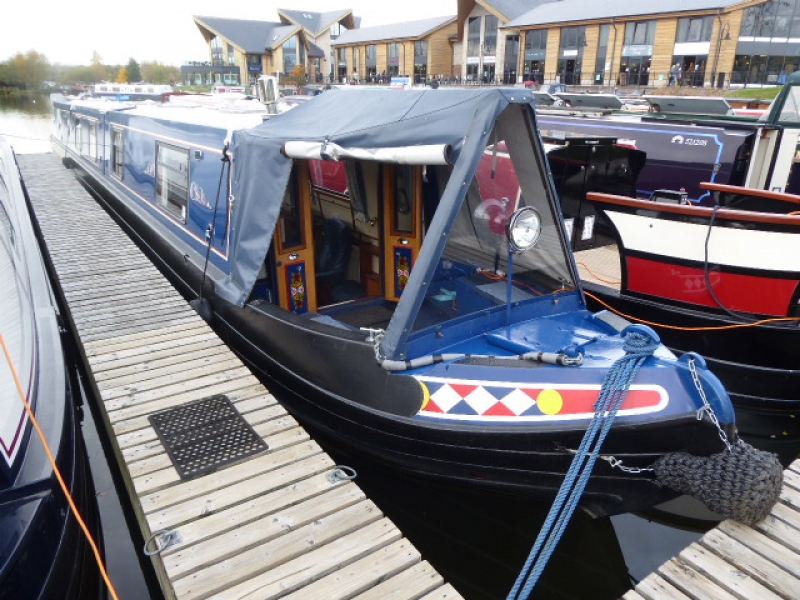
607 211 800 272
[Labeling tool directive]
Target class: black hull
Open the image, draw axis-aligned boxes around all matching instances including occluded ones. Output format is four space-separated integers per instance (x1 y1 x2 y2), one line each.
58 144 732 518
585 283 800 444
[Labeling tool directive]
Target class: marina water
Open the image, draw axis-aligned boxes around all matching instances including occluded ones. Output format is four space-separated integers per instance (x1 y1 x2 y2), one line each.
2 94 711 599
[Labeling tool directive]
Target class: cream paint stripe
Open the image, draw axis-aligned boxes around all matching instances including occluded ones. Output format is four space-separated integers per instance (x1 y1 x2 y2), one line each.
607 211 800 272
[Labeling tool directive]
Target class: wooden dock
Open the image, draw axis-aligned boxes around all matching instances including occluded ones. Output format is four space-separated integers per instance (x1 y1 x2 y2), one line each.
18 152 462 600
623 458 800 600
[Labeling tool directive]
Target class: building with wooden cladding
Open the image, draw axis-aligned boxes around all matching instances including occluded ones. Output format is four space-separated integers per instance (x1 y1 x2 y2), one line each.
491 0 800 88
185 1 800 89
186 10 357 86
331 16 458 84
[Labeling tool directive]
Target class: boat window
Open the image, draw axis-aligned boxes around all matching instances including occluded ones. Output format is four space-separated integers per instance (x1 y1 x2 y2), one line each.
410 110 575 333
111 128 124 180
155 143 189 222
278 165 304 251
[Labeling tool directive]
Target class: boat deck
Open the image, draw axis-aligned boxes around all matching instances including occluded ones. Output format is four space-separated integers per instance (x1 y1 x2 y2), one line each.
623 458 800 599
18 152 461 600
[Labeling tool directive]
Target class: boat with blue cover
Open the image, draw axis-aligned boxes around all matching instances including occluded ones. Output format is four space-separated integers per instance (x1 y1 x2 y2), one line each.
0 138 102 599
50 87 780 518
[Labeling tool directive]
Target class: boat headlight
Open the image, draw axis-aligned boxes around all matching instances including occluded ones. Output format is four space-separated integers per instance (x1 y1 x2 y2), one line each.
506 207 542 253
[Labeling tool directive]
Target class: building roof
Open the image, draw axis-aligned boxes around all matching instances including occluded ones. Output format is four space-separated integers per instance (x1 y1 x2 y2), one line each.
505 0 743 27
278 9 354 36
332 15 457 45
193 16 299 53
481 0 556 21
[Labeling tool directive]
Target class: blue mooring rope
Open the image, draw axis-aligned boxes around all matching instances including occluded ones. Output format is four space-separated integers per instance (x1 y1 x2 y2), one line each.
507 326 659 600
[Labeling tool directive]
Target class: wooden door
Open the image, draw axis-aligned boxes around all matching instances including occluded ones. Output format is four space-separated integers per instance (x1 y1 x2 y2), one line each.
274 161 317 313
382 164 423 302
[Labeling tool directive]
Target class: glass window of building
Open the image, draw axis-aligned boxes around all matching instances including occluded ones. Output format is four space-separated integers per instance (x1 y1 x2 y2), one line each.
467 16 481 57
414 41 428 83
504 34 520 84
284 36 297 74
677 16 713 42
367 45 377 81
484 15 498 56
388 42 400 77
558 26 586 85
736 0 800 85
621 20 656 86
227 44 235 66
211 37 223 66
524 30 547 83
337 47 348 82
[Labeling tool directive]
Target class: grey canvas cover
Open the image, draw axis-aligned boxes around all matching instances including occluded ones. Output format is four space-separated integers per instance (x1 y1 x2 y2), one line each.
223 87 539 309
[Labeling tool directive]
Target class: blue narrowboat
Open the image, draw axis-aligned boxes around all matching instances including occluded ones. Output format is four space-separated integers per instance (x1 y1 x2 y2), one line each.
49 88 777 519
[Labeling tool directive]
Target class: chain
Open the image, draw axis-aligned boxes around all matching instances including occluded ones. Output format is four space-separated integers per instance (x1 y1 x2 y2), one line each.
564 448 654 474
688 357 733 451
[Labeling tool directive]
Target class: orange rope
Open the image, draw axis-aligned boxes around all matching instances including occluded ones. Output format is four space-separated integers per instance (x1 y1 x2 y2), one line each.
584 290 800 331
0 334 120 600
576 261 621 286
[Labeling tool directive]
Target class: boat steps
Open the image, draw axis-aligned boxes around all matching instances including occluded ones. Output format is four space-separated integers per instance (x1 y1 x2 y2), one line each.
17 152 462 600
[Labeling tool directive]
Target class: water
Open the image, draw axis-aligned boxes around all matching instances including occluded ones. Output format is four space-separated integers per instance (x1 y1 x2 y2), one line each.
0 94 717 599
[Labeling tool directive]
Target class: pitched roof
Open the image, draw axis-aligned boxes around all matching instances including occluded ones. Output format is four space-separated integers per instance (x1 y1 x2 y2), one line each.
278 9 353 36
481 0 555 21
193 16 299 53
505 0 743 27
332 15 457 45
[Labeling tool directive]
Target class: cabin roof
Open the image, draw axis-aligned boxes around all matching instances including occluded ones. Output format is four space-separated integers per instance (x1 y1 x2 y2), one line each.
505 0 742 26
333 15 456 45
193 16 298 53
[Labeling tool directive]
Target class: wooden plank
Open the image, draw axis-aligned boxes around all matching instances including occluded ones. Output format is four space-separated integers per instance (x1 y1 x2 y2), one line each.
172 505 395 600
657 557 740 600
210 519 403 600
677 541 783 600
716 520 800 577
700 529 799 599
417 585 463 599
630 573 692 600
280 539 424 600
163 482 367 580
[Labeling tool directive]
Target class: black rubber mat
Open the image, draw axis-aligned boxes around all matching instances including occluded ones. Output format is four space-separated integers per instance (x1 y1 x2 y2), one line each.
148 394 268 480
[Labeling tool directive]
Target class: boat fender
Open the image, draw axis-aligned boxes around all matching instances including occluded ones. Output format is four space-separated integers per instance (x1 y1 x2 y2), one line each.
652 442 782 525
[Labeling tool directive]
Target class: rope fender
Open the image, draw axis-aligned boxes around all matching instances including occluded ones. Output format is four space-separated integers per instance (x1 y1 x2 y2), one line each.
653 442 783 525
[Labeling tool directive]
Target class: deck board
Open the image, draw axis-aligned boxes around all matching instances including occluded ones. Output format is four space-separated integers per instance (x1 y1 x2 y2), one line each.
18 152 462 600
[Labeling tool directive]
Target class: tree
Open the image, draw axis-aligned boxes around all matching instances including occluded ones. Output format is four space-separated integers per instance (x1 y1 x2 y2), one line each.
285 64 307 90
10 50 50 89
90 51 105 82
126 58 141 83
116 67 129 83
141 61 180 85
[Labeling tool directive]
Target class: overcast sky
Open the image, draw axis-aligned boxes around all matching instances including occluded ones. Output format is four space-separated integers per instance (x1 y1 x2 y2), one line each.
1 1 455 66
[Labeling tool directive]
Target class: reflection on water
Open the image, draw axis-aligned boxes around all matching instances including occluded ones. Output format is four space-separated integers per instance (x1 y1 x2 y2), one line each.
0 94 54 154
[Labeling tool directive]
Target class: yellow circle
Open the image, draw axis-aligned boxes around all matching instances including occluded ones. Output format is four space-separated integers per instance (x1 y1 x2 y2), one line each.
537 389 564 415
419 381 431 411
